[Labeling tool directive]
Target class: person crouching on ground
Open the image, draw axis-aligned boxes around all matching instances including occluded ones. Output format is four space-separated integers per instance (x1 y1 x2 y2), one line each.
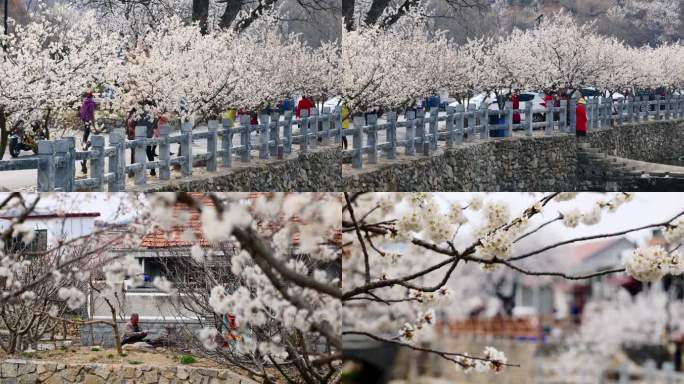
121 313 148 345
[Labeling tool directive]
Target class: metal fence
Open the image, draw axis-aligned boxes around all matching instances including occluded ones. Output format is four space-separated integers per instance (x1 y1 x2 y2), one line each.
0 107 341 191
343 95 684 169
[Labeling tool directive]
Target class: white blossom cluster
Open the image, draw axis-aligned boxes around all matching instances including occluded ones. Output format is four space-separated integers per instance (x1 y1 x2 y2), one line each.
624 246 684 282
561 193 634 228
664 220 684 244
455 346 508 374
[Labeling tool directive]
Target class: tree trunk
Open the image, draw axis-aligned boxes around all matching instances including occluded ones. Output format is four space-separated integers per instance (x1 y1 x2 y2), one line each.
343 0 355 31
192 0 210 35
363 0 392 27
0 109 7 160
103 297 123 355
43 108 51 140
218 0 243 29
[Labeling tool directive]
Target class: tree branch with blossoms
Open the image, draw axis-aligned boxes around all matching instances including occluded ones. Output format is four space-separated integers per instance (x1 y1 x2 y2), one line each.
342 192 684 375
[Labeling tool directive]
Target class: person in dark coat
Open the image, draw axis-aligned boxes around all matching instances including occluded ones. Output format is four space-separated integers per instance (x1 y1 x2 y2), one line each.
575 97 587 138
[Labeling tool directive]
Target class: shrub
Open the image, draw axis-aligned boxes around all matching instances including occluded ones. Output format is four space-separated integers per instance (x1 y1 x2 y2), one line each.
179 355 197 365
128 360 143 365
91 347 101 352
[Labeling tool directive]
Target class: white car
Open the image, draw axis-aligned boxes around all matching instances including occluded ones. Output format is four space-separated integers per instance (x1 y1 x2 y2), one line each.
448 91 547 123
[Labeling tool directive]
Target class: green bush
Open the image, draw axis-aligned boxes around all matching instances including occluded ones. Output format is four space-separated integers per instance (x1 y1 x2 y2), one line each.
127 360 143 365
90 347 101 352
179 355 197 365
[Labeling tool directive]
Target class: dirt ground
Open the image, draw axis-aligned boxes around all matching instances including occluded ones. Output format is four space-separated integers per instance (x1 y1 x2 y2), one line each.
17 346 222 368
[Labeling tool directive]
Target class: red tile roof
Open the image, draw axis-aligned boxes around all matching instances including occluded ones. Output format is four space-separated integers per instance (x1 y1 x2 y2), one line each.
139 193 342 250
140 193 217 248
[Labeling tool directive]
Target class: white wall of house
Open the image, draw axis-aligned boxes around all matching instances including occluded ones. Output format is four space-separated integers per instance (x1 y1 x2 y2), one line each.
0 215 98 246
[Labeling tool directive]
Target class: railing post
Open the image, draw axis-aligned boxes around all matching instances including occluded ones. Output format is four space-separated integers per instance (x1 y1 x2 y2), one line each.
559 99 568 133
159 124 171 180
480 103 489 140
429 107 438 149
524 101 533 136
180 121 193 175
207 120 218 171
405 110 416 155
65 137 76 191
283 111 293 154
366 113 378 164
90 135 105 191
54 139 68 191
352 115 364 169
627 96 634 123
658 95 664 120
616 98 623 125
569 98 577 135
455 104 465 145
618 361 628 384
385 111 397 159
545 99 553 135
321 107 330 146
258 113 269 160
467 103 476 141
240 114 251 162
270 110 281 156
445 106 455 148
134 126 147 185
220 118 233 168
109 129 125 191
37 141 55 192
505 101 513 137
333 106 342 144
299 109 310 153
309 107 319 148
415 108 426 148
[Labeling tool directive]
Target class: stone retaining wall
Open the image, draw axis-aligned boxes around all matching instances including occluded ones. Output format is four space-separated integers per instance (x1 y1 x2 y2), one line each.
343 134 578 191
0 359 257 384
134 145 341 192
342 120 684 191
587 120 684 163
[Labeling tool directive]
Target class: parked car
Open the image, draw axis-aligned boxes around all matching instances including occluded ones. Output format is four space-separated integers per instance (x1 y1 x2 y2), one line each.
448 91 547 124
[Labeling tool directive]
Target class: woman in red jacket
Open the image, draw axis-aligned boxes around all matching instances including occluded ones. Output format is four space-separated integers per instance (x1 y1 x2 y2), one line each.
575 97 587 138
510 91 520 125
296 95 314 118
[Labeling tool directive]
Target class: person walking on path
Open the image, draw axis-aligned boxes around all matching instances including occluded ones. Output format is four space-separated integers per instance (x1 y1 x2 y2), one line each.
575 97 587 138
341 103 350 149
79 90 96 174
79 90 96 147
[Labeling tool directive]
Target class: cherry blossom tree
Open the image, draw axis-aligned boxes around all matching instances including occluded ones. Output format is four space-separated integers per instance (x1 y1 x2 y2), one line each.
0 5 120 158
145 192 342 384
342 192 684 375
1 192 342 383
